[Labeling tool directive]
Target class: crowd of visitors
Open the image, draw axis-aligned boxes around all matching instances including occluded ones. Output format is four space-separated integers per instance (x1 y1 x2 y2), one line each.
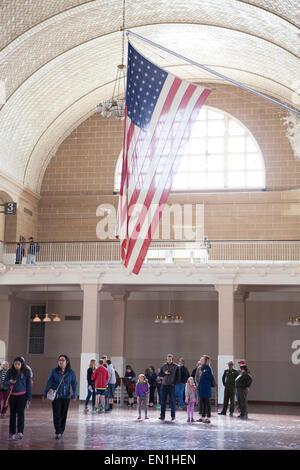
0 353 252 440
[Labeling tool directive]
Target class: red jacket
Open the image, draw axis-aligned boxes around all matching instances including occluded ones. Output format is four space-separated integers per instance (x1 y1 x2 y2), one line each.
91 366 109 389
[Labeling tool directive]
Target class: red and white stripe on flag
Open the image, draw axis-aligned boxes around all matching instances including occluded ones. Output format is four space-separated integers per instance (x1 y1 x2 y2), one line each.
116 43 211 274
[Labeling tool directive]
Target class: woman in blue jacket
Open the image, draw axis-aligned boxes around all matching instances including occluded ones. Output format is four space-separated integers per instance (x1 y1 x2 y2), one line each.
196 355 213 424
43 354 78 439
4 356 32 439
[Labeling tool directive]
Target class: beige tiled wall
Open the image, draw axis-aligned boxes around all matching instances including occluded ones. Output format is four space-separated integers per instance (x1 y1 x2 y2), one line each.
36 84 300 242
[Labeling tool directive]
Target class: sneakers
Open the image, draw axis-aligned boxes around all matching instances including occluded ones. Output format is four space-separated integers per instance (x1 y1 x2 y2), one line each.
55 434 62 440
137 416 142 420
145 416 149 420
187 417 190 423
9 433 16 440
218 412 226 415
156 404 161 409
191 418 195 422
197 418 203 422
171 417 175 421
16 433 23 439
158 416 165 420
204 418 211 424
92 408 97 414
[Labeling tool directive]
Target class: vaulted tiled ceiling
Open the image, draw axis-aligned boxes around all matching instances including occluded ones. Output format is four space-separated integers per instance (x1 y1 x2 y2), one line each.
0 0 299 193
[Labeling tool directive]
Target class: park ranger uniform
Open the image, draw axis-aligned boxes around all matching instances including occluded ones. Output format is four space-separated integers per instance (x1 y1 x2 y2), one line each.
220 368 239 415
235 370 253 419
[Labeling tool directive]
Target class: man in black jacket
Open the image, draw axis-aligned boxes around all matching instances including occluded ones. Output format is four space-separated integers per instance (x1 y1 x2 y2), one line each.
158 354 179 421
175 358 190 409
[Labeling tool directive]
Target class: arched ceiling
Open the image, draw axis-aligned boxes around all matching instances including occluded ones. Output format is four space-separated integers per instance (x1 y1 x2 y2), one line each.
0 0 299 194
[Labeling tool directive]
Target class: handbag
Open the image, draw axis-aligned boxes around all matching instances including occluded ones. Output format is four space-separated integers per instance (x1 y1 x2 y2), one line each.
211 375 216 388
47 375 64 401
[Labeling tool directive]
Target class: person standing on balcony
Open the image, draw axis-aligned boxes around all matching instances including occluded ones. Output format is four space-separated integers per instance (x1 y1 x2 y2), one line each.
26 237 40 264
15 243 24 264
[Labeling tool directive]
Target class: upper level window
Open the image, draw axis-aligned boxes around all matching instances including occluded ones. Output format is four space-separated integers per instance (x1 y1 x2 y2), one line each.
114 106 265 192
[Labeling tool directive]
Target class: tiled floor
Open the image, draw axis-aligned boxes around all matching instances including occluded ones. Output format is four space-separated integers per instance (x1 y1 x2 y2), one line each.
0 400 299 450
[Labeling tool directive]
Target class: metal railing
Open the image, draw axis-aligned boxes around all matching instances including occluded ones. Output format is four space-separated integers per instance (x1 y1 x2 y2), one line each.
1 240 300 265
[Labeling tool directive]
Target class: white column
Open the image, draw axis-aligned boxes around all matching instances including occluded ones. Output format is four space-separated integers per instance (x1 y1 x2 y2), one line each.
215 284 247 404
111 292 128 377
79 284 102 400
0 294 11 363
215 284 235 405
234 292 248 365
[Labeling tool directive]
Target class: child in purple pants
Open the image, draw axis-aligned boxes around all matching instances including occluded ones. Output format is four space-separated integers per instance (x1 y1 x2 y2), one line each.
185 377 198 423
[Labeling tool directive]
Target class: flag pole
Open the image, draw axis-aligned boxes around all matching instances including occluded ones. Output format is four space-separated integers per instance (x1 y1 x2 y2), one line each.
126 30 300 118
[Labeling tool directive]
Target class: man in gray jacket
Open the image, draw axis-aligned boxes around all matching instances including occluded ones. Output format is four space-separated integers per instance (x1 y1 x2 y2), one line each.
158 354 179 421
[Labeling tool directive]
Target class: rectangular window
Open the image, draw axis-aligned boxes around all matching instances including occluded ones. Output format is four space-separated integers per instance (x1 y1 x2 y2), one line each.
29 305 45 354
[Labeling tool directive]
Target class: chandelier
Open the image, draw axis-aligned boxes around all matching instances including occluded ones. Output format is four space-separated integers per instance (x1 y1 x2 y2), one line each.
96 0 126 120
287 316 300 326
154 291 184 324
32 285 62 323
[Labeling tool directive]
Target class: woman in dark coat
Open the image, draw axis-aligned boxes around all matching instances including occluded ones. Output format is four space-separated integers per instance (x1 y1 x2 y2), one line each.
84 359 96 412
125 365 136 407
196 355 213 424
145 366 157 407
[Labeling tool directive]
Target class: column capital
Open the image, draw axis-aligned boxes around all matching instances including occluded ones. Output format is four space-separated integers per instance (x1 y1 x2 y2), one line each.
214 283 236 294
110 289 130 301
111 292 129 302
235 291 250 302
80 283 103 292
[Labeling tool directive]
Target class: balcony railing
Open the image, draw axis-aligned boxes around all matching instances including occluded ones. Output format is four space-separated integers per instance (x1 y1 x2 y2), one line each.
1 240 300 265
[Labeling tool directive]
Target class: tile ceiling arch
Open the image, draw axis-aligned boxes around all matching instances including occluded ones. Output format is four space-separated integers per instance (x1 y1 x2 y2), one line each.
0 1 299 194
0 0 299 106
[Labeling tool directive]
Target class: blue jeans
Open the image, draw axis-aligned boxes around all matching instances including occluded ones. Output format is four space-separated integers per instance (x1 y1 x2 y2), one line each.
160 385 176 419
26 254 35 264
85 385 96 407
157 387 162 404
175 383 185 407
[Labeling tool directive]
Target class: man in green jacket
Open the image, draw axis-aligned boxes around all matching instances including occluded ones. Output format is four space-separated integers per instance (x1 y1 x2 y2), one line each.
218 361 239 416
235 365 252 419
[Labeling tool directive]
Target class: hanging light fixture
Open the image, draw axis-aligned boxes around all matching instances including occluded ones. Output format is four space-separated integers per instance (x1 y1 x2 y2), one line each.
287 316 300 326
31 286 62 322
96 0 126 120
154 291 184 323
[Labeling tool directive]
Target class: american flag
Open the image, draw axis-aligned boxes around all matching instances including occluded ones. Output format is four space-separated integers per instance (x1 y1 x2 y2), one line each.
116 42 211 274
